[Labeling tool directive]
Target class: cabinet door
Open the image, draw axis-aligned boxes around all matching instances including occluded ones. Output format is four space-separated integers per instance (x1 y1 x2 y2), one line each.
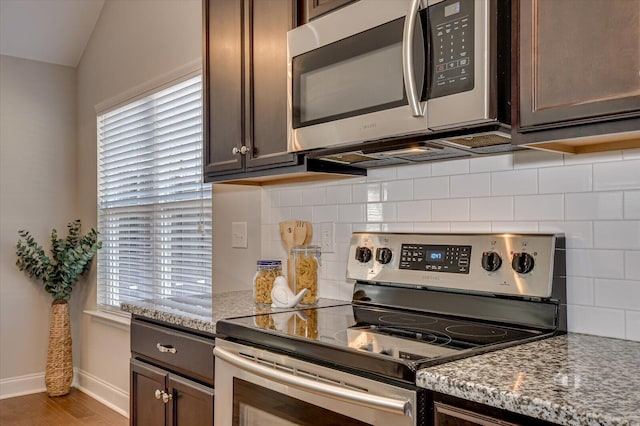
434 402 517 426
518 0 640 129
167 374 214 426
204 0 244 174
245 0 300 170
130 359 167 426
304 0 355 21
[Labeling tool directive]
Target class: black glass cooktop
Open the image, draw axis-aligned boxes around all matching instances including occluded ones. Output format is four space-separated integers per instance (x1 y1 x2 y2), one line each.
216 304 545 384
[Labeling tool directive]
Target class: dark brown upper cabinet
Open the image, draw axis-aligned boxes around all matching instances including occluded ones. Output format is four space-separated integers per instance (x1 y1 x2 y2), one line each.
302 0 355 22
513 0 640 153
203 0 302 180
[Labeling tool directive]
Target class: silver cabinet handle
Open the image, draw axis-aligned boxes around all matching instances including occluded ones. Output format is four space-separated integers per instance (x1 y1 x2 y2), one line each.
214 346 411 417
232 146 249 155
154 389 163 400
402 0 426 117
161 391 173 404
156 343 177 354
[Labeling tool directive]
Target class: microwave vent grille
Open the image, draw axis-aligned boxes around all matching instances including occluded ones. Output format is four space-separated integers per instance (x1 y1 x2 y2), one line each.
442 133 511 149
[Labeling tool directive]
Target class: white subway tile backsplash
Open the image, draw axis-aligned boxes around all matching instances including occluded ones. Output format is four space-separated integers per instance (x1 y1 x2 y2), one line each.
565 192 623 220
594 221 640 249
567 305 626 339
381 180 413 201
302 187 326 206
623 148 640 160
593 159 640 190
625 251 640 280
538 221 593 249
563 150 622 165
539 164 592 194
515 194 563 220
513 149 564 169
353 223 381 232
595 279 640 310
397 200 432 222
413 176 450 199
279 189 303 206
432 158 469 176
366 203 397 222
338 204 365 223
626 311 640 341
624 191 640 219
450 173 491 197
312 205 338 222
381 223 414 232
413 222 451 232
270 207 292 224
290 206 313 222
470 153 513 173
352 183 381 203
326 185 352 204
566 249 625 279
367 166 397 181
470 196 513 221
566 277 594 306
491 222 539 233
397 163 432 179
432 199 469 221
450 222 492 232
335 224 353 243
491 169 537 196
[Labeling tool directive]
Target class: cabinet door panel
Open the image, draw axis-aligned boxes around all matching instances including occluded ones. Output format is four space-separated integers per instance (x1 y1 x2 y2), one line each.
204 0 244 174
305 0 355 21
130 359 166 426
519 0 640 129
246 0 299 170
167 374 214 426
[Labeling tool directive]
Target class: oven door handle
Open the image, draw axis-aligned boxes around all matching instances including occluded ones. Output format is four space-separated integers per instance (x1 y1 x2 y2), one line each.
402 0 426 117
214 346 412 417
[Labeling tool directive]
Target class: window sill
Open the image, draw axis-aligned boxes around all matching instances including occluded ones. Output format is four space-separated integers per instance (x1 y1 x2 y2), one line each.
84 309 131 331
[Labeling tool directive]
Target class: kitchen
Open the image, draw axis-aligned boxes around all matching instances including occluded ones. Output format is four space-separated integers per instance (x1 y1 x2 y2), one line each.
0 0 639 425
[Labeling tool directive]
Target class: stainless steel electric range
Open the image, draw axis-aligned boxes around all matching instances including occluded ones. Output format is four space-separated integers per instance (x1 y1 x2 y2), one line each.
214 233 566 425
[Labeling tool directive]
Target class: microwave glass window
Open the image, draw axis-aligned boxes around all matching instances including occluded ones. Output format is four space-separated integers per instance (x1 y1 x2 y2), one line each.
300 43 404 123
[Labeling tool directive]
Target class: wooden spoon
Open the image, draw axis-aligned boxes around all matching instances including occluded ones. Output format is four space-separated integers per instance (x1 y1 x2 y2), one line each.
289 221 308 290
303 221 313 245
279 220 298 291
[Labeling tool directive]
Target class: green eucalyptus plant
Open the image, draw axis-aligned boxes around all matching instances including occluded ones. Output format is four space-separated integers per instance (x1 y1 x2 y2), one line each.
16 220 102 302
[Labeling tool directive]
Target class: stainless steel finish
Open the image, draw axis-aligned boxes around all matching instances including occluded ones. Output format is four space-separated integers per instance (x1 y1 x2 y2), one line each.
232 146 240 155
214 339 418 425
346 329 459 359
232 146 248 155
154 389 162 400
156 343 177 354
402 0 426 117
161 391 172 403
347 233 559 298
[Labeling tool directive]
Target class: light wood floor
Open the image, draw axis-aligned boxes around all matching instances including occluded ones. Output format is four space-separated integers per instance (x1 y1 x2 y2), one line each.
0 388 127 425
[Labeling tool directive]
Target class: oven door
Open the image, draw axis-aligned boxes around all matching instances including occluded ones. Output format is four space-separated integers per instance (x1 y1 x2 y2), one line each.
214 340 418 426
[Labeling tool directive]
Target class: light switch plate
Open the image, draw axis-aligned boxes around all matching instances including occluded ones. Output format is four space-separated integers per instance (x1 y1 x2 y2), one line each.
231 222 247 248
320 222 335 253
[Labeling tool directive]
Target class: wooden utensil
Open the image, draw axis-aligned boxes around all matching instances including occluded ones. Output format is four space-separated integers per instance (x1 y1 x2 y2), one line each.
303 221 313 244
279 220 307 291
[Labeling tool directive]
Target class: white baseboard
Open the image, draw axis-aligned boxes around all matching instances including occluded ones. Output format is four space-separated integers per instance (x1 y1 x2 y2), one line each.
0 372 46 399
74 368 129 418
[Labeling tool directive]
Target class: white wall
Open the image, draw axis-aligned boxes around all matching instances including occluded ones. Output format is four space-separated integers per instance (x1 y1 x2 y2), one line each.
75 0 201 414
0 55 77 397
260 149 640 341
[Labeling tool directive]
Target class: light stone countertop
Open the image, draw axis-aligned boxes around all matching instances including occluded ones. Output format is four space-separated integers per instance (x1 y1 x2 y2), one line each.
417 333 640 426
120 290 347 335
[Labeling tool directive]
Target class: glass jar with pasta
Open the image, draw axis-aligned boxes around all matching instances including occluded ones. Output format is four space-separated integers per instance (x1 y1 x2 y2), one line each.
253 260 282 305
291 245 321 306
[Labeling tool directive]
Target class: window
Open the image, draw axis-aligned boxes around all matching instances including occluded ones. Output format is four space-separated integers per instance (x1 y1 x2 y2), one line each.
97 74 211 309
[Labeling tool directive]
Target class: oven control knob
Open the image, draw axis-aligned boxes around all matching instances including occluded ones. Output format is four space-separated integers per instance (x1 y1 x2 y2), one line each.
512 252 535 274
376 248 393 264
481 251 502 272
355 246 372 263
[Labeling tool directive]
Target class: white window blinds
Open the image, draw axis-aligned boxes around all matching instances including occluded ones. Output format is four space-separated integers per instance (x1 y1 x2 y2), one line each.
97 75 212 309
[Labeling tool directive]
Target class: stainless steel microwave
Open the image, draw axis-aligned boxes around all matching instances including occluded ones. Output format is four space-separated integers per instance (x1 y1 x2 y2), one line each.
287 0 511 154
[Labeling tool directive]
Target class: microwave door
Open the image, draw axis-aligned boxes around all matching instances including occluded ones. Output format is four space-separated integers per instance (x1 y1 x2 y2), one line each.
287 0 431 152
426 0 494 130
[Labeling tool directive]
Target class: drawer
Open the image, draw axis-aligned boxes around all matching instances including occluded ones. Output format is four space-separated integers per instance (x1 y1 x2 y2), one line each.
131 320 214 385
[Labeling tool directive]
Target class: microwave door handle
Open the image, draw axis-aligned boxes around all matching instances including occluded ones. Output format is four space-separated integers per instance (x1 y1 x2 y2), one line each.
214 346 412 417
402 0 426 117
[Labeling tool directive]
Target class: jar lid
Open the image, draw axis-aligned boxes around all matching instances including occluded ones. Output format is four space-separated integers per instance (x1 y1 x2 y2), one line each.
257 260 282 266
291 245 321 253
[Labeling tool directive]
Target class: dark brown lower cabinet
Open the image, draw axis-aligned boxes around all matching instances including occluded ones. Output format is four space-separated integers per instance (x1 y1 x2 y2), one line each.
130 359 214 426
431 393 555 426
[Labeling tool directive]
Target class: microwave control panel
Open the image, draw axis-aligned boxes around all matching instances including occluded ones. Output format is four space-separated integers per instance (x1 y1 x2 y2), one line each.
429 0 474 98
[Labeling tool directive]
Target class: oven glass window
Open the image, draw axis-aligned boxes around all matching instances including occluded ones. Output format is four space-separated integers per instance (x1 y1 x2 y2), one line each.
292 16 425 129
233 378 371 425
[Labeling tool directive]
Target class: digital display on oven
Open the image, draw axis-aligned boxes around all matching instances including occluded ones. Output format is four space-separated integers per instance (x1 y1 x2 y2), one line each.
399 244 471 274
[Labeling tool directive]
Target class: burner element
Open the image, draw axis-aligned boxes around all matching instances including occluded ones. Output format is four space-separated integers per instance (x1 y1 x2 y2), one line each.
445 324 508 338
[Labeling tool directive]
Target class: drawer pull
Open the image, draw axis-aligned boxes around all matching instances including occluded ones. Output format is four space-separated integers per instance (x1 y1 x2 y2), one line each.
156 343 177 354
154 389 163 400
154 389 173 403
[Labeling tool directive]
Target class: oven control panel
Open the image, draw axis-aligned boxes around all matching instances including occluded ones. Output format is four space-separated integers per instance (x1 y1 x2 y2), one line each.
347 233 563 298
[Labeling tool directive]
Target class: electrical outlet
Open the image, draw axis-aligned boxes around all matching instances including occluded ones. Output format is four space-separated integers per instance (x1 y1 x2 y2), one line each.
320 222 335 253
231 222 247 248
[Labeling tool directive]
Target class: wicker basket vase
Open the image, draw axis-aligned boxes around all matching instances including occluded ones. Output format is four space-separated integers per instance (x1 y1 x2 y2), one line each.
45 299 73 397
